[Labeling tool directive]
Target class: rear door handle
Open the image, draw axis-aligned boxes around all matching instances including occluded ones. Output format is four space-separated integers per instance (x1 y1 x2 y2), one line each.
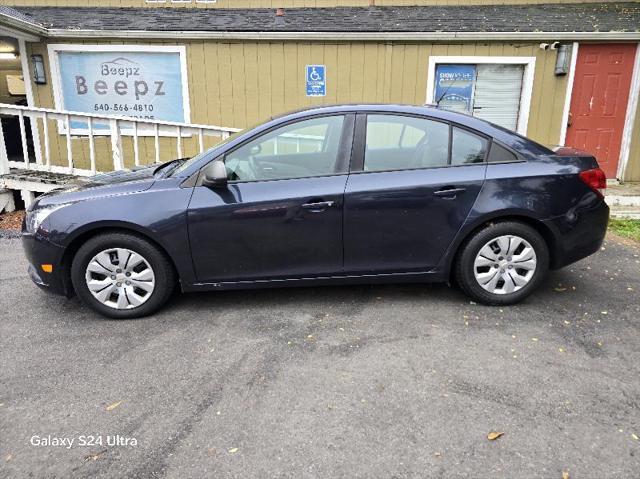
301 200 335 211
433 187 466 198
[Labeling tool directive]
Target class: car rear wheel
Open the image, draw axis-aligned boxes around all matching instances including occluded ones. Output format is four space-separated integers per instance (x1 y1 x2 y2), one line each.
454 221 549 305
71 232 176 319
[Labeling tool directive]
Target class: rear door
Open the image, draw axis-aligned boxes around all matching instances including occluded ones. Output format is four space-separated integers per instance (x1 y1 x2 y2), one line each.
343 113 487 274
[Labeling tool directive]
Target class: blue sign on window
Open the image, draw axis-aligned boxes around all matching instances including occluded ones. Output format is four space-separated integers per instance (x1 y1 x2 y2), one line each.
434 64 477 113
306 65 326 97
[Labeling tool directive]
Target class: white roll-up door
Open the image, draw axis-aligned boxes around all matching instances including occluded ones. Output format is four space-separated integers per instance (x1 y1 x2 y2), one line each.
472 64 524 131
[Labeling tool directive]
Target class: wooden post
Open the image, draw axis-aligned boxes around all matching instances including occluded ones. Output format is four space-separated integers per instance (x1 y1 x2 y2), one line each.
65 114 73 173
20 190 36 209
110 119 124 171
18 110 29 166
0 119 9 175
43 112 51 170
0 190 16 213
88 117 96 174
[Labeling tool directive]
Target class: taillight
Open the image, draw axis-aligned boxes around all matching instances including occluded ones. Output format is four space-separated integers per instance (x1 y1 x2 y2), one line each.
579 168 606 198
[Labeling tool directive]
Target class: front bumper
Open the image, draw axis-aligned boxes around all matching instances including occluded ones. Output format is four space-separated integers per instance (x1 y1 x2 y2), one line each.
22 232 68 296
543 198 609 269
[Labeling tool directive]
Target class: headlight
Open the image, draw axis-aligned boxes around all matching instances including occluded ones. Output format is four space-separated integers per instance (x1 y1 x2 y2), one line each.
25 203 71 233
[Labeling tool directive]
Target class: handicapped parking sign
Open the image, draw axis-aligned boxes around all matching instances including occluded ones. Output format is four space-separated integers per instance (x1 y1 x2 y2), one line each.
306 65 326 97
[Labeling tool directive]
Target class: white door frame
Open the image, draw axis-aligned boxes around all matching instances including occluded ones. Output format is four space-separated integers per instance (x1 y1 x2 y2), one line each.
617 43 640 180
426 55 536 136
559 42 579 146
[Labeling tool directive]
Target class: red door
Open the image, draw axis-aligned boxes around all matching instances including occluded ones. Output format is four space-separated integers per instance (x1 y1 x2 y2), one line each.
566 43 637 178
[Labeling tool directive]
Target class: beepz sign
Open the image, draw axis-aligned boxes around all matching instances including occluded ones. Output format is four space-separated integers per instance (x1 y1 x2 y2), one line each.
74 57 166 101
56 49 187 127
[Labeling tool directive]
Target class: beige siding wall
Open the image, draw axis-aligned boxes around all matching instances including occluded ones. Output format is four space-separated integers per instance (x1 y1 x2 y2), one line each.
625 102 640 182
3 0 631 7
27 39 568 171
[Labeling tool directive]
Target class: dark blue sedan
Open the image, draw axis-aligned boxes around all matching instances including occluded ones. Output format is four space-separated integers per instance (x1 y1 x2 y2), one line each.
22 105 609 318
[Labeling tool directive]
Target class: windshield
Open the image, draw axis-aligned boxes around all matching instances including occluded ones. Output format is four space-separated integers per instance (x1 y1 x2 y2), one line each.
169 128 249 177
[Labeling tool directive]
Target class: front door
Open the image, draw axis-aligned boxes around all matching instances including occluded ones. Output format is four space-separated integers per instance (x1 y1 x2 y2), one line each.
344 114 487 274
187 114 352 283
566 43 637 178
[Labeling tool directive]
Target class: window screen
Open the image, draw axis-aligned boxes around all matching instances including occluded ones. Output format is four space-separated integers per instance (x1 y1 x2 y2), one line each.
473 64 524 131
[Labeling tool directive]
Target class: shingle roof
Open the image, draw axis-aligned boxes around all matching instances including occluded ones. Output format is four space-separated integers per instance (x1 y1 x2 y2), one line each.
9 3 640 33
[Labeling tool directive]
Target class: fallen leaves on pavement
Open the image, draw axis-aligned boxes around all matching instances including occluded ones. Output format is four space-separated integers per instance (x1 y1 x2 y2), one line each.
84 450 107 462
0 210 24 230
487 431 504 440
105 401 122 411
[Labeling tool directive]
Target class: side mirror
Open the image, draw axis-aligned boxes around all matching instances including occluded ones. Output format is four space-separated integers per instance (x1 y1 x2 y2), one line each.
202 160 228 188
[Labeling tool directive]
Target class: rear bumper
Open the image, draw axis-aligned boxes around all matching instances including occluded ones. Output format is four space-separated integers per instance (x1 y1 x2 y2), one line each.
543 198 609 270
22 232 68 296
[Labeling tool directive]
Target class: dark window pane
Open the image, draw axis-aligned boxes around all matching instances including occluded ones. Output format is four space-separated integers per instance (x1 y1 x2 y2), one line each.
364 114 449 171
451 127 488 165
488 142 518 163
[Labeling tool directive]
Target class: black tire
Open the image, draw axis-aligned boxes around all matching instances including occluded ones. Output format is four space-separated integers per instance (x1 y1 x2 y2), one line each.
454 221 549 306
71 232 176 319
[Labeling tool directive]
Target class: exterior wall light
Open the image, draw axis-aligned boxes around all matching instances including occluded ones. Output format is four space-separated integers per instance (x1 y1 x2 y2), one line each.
554 44 570 76
31 54 47 85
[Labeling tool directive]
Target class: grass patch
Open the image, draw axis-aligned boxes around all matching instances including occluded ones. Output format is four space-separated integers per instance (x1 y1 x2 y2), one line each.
608 218 640 242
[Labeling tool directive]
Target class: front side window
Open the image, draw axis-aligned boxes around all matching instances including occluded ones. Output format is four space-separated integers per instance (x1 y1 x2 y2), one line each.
364 114 449 171
225 115 345 182
451 127 488 165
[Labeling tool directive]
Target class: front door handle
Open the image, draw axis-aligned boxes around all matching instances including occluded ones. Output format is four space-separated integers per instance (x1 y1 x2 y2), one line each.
301 200 335 211
433 187 466 198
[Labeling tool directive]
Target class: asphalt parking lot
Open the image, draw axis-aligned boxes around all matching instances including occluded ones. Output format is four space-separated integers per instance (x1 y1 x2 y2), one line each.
1 235 639 478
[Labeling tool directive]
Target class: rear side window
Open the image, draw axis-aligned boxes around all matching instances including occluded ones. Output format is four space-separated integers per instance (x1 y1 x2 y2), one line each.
364 114 450 171
487 142 519 163
451 127 488 165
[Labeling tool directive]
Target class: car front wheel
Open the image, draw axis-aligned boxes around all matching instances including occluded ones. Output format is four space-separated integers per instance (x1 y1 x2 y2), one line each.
454 221 549 305
71 232 176 319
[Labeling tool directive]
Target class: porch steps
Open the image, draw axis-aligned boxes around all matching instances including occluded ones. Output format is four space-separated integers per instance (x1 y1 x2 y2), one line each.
0 169 76 211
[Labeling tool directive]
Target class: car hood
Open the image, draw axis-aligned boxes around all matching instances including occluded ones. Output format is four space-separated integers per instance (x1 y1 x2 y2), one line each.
35 164 158 208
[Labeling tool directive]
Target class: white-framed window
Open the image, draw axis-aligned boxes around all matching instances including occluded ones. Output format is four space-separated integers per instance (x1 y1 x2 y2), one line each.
426 56 536 135
47 44 191 136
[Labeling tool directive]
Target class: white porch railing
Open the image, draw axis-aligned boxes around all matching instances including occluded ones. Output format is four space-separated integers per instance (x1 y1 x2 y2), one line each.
0 103 240 177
